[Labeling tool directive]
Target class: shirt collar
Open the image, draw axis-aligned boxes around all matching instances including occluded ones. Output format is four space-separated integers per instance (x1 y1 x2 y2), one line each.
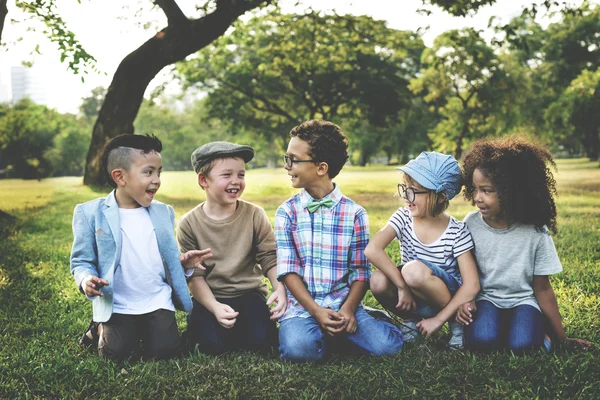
300 183 342 210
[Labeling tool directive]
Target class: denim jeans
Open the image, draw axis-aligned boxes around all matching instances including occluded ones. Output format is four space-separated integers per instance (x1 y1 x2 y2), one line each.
464 300 544 354
187 291 278 355
398 259 461 319
279 306 403 363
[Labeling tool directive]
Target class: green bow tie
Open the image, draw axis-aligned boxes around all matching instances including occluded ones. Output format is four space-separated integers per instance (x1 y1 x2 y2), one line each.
307 197 334 213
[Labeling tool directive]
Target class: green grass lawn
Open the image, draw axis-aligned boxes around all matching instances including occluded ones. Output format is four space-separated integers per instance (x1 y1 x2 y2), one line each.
0 159 599 398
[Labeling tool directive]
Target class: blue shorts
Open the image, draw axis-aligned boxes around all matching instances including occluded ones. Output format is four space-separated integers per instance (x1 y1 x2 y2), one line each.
398 259 461 319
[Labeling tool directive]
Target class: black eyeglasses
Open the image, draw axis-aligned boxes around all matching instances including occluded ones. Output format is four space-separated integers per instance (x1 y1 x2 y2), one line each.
283 155 316 168
397 183 429 203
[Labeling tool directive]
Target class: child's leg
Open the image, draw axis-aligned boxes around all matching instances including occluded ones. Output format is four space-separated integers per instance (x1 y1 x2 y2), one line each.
464 300 503 352
232 291 278 353
400 260 453 309
506 305 544 354
346 307 404 357
186 298 232 355
369 269 405 316
140 309 181 359
98 313 139 360
279 316 327 363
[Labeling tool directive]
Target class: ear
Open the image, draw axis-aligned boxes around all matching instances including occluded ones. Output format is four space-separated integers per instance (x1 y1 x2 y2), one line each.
197 173 208 189
316 162 329 177
111 169 126 187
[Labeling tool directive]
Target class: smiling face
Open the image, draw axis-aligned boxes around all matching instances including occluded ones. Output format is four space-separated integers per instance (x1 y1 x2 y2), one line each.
402 176 431 219
200 157 246 206
115 150 162 209
472 168 505 227
284 136 320 190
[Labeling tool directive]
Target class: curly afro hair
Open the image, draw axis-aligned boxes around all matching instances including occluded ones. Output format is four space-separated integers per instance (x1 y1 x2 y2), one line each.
289 120 349 179
462 135 558 234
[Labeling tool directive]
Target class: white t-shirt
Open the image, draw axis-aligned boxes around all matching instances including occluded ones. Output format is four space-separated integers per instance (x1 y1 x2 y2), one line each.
388 207 474 284
464 211 562 311
112 207 174 314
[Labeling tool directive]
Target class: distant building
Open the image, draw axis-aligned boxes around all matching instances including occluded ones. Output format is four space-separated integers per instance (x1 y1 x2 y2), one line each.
0 74 9 104
10 66 48 105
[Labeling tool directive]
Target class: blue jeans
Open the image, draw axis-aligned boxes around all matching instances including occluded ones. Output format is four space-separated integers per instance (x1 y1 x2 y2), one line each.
187 291 278 355
399 260 461 319
279 306 403 363
464 300 544 354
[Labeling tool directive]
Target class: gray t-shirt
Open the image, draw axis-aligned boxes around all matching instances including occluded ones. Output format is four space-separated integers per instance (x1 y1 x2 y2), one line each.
464 211 562 311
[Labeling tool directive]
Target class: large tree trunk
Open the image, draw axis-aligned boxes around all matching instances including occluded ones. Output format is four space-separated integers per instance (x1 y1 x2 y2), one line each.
0 0 8 43
84 0 269 186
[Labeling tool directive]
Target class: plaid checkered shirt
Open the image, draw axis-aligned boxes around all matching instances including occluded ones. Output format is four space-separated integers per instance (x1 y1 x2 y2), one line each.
275 184 371 321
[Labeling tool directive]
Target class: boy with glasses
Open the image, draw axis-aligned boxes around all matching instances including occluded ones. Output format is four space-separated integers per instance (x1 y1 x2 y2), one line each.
275 120 404 363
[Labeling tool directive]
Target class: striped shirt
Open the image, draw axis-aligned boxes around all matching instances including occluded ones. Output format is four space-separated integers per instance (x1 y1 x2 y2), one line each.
388 207 474 285
275 184 371 321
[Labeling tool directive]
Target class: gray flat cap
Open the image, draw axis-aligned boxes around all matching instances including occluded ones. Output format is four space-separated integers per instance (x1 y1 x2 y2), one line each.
191 141 255 173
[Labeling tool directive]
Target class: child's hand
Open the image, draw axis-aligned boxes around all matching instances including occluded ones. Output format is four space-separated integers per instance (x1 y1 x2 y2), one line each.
339 304 357 334
267 283 287 320
456 301 477 325
396 287 417 312
213 302 239 329
180 248 213 270
417 317 444 337
314 307 345 336
83 276 109 297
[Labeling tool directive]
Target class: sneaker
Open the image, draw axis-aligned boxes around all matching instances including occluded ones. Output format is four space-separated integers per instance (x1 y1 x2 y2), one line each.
448 321 464 350
399 320 419 344
362 305 395 323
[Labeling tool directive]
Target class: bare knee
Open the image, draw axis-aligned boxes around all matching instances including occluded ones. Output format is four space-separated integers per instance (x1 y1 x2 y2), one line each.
370 270 394 299
401 261 430 289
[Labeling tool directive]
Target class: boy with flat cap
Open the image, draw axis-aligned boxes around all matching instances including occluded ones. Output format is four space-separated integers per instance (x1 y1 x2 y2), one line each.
177 141 286 354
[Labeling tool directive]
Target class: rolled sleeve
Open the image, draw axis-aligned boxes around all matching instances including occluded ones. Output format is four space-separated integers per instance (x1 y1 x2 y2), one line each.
275 206 303 281
347 208 371 285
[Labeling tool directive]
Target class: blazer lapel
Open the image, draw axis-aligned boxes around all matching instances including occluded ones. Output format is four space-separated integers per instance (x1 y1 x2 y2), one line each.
102 191 122 255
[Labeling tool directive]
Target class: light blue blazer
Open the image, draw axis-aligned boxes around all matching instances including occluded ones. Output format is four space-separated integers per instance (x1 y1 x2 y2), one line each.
70 191 193 322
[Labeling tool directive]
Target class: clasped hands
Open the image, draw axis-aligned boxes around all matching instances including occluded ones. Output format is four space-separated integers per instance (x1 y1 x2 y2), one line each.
314 304 357 336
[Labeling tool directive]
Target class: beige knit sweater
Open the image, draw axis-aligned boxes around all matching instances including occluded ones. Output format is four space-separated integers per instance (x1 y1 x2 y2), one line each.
176 200 276 298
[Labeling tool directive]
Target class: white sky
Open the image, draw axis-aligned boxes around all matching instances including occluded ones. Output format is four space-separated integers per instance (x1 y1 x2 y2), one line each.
0 0 595 113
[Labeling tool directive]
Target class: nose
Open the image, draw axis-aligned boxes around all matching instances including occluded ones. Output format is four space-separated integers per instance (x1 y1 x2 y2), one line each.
473 189 482 203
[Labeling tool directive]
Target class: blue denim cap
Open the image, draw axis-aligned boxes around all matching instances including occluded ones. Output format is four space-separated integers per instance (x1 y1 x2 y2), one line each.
397 151 463 200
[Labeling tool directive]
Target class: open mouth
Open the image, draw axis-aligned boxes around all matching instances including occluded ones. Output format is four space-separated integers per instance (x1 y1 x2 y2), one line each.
225 188 240 194
146 189 157 197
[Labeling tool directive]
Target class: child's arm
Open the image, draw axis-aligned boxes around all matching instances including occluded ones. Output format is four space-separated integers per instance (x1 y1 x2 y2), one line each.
188 276 239 329
364 224 416 312
533 275 566 341
417 250 480 336
282 273 345 335
266 267 287 320
70 205 109 298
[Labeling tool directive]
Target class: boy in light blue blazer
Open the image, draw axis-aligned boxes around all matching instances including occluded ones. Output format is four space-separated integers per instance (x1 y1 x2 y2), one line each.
70 134 211 360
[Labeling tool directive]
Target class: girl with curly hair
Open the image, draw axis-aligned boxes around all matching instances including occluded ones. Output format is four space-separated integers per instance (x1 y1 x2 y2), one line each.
456 135 565 353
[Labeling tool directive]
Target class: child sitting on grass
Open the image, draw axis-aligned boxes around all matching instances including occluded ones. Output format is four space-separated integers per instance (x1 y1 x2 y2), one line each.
457 135 573 353
365 152 480 349
71 134 210 360
275 120 404 363
177 141 286 355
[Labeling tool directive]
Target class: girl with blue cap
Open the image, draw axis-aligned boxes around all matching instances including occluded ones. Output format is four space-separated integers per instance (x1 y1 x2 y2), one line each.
364 151 480 349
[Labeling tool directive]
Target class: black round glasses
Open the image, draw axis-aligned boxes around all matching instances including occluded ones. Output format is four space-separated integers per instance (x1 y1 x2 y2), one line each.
283 155 316 168
397 183 429 203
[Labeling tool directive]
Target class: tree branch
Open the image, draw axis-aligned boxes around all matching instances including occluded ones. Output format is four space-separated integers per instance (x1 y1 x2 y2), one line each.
0 0 8 44
154 0 189 27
